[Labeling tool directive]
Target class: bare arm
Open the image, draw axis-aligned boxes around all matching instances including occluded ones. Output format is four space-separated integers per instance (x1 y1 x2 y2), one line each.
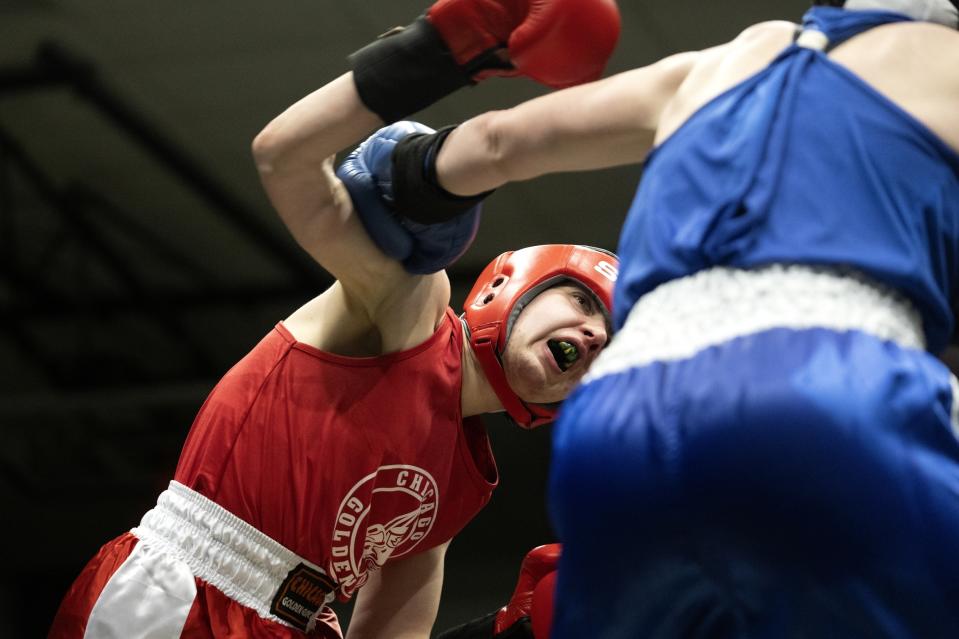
345 542 449 639
434 51 701 196
252 73 448 335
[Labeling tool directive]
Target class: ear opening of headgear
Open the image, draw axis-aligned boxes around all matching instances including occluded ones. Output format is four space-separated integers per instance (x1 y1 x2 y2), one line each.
462 244 619 429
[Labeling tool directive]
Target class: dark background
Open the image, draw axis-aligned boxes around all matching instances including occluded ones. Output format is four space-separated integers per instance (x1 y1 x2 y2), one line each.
1 1 955 637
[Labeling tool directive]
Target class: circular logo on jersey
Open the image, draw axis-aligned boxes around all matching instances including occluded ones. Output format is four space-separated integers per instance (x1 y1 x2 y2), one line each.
329 464 439 596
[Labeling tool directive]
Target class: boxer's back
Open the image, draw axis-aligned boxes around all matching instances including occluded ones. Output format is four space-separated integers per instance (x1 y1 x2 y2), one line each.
614 7 959 348
658 19 959 153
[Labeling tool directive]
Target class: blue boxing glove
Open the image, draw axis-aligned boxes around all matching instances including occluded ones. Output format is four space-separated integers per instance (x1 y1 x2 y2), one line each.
336 121 481 274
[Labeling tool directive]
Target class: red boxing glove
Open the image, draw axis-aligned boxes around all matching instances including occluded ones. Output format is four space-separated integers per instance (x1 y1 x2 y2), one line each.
428 0 621 88
530 569 557 639
433 544 560 639
494 544 561 637
349 0 620 123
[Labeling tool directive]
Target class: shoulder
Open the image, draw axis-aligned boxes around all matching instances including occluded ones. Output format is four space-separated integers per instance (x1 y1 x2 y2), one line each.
682 20 796 79
899 21 959 70
372 270 452 353
736 20 799 43
284 271 451 356
700 20 798 71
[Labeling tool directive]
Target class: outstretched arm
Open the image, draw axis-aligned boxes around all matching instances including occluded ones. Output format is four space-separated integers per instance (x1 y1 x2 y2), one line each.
433 51 701 197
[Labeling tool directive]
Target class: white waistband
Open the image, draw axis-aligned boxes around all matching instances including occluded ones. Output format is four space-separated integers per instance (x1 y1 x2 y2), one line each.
585 265 926 383
131 481 332 624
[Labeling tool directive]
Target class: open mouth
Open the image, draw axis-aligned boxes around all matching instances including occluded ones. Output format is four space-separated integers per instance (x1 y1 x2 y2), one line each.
547 339 580 372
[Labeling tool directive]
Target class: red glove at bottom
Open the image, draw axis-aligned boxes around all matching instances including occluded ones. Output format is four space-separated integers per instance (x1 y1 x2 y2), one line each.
530 567 557 639
494 544 560 637
434 544 560 639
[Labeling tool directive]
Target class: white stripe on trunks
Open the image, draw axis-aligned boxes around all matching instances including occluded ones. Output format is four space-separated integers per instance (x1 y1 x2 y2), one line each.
131 481 333 627
84 541 195 639
950 374 959 438
585 265 926 384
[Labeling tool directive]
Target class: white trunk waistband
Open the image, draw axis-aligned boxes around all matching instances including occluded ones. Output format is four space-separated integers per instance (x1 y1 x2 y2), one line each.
585 265 926 384
131 481 335 630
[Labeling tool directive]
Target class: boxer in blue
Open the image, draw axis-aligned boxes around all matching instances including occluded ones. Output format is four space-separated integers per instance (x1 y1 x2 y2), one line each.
382 0 959 636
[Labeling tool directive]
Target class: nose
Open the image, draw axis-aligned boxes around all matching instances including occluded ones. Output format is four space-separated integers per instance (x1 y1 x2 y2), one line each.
581 319 609 352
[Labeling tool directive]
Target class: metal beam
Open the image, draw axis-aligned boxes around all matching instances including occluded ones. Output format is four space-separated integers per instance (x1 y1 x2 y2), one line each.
0 139 15 258
0 308 63 387
0 380 214 416
68 186 219 289
0 131 221 376
4 282 317 319
62 187 221 376
0 63 65 94
0 44 322 286
29 42 322 287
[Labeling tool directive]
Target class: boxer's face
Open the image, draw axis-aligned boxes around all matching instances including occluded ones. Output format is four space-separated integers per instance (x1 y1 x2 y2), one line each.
501 284 609 404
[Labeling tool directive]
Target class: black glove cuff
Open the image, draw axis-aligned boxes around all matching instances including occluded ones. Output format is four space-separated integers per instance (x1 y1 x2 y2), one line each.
349 17 473 123
436 610 499 639
392 124 494 224
434 610 498 639
434 611 534 639
495 618 535 639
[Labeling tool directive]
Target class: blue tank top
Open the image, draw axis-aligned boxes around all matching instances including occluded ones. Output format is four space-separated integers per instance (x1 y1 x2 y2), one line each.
615 7 959 352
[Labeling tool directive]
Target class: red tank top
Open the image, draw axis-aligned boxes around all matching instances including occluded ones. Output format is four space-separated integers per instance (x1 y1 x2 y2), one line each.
174 308 498 599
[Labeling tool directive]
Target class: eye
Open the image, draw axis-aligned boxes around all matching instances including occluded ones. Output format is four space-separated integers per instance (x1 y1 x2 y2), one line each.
571 291 593 313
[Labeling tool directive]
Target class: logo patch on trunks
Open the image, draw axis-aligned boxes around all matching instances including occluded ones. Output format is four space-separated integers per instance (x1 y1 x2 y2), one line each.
270 563 336 632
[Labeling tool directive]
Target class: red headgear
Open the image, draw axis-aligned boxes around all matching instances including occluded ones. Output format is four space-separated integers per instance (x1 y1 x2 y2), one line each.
463 244 619 428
